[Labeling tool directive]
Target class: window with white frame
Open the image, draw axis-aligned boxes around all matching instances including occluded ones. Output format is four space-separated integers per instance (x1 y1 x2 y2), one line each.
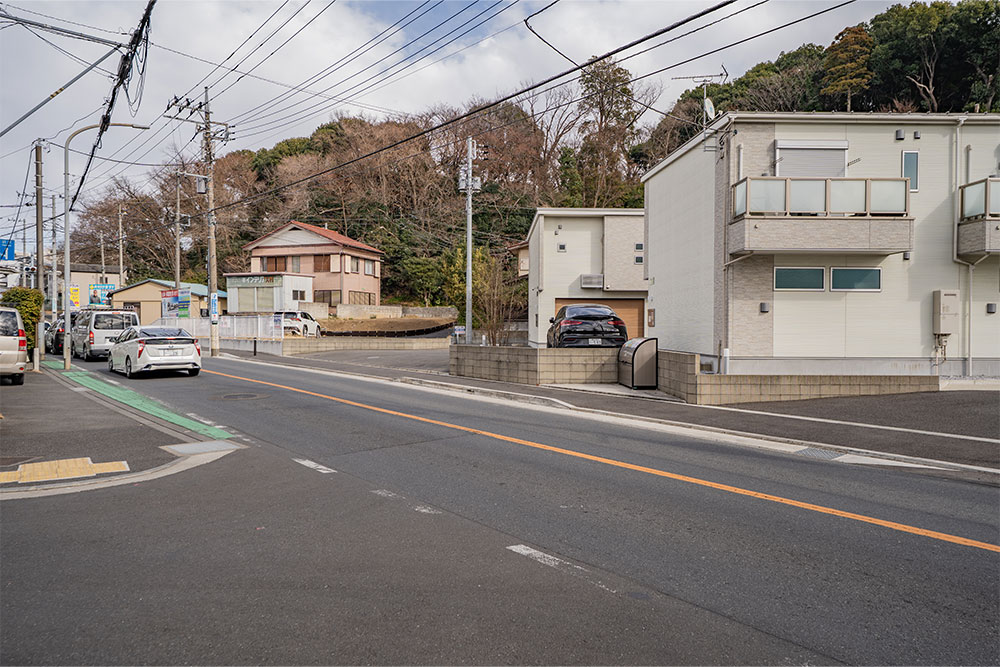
364 259 375 275
773 267 825 291
290 256 301 273
635 242 644 251
831 267 881 291
634 256 644 264
902 151 919 191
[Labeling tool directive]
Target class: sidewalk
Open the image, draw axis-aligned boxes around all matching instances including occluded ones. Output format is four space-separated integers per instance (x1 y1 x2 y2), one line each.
227 350 1000 471
0 365 228 488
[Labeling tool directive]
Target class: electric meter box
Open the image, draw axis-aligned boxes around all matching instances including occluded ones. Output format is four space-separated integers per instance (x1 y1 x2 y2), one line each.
618 337 658 390
933 289 959 335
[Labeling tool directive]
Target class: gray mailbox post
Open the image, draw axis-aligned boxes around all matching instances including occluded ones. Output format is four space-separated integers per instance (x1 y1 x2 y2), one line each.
618 337 658 390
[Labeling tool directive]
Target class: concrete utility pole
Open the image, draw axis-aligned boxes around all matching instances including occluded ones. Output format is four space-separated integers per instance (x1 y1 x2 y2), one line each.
99 233 106 284
165 87 231 357
118 202 124 288
175 173 181 289
50 195 57 321
459 137 481 345
34 141 43 365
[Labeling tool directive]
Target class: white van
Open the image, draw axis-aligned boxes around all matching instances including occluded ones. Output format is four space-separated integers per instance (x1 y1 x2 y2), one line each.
0 306 27 385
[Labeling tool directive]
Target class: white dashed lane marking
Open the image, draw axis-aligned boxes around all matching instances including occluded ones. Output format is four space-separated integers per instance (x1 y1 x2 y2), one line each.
292 458 337 474
507 544 617 593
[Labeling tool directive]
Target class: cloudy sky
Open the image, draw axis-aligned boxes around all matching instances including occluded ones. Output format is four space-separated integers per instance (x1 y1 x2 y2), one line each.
0 0 898 248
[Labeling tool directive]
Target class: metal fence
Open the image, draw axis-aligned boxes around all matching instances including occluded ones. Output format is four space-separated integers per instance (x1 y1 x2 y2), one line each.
153 315 284 340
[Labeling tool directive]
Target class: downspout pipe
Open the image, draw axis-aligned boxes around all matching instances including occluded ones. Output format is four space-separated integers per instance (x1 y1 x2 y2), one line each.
951 116 982 376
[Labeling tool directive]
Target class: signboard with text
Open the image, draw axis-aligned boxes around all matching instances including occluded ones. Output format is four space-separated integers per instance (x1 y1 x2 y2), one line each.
210 293 219 323
0 239 13 261
160 288 191 318
88 283 115 306
69 284 80 310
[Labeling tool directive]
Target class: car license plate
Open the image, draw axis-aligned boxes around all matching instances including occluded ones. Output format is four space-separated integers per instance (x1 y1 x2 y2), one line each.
162 348 182 356
588 338 602 345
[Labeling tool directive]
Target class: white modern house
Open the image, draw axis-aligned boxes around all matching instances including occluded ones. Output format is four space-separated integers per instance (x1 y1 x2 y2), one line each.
523 208 647 347
643 111 999 376
223 272 314 313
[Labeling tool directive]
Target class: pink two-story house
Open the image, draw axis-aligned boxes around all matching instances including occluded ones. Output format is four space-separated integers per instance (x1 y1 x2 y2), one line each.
243 221 384 307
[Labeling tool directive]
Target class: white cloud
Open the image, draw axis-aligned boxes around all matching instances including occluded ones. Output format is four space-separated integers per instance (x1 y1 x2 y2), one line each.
1 0 896 243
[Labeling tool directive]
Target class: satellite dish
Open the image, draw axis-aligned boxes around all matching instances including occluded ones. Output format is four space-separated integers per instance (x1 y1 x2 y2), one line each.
704 97 716 119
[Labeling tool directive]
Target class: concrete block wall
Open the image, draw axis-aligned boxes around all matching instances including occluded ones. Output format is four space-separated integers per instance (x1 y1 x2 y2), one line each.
450 345 617 385
655 349 939 404
285 337 450 354
334 305 459 319
402 306 458 319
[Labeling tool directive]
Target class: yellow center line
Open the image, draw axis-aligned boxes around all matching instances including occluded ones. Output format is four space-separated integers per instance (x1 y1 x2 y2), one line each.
203 368 1000 554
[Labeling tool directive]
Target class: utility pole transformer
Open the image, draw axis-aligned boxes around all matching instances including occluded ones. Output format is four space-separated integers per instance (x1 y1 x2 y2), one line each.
164 86 232 356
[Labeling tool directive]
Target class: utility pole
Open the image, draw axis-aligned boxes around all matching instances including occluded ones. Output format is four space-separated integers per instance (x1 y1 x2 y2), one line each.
459 137 481 345
118 202 124 288
175 173 181 289
165 87 231 357
50 195 57 321
99 233 106 285
34 142 43 365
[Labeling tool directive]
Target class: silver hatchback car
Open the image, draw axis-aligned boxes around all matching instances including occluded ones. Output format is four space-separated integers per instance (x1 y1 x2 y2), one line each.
109 326 201 378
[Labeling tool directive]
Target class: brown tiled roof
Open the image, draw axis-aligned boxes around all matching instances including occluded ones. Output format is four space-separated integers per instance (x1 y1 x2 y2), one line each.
244 220 383 254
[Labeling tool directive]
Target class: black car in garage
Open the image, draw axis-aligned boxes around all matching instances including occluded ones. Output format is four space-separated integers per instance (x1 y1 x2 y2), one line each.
547 303 628 348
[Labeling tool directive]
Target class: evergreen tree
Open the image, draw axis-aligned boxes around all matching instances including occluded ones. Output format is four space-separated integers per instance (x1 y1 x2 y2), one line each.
822 25 874 111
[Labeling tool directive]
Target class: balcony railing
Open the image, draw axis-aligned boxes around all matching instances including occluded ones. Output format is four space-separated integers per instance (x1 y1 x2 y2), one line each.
959 178 1000 221
732 177 910 219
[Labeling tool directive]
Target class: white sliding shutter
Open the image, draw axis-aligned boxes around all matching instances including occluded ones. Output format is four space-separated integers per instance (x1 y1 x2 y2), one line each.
776 140 848 178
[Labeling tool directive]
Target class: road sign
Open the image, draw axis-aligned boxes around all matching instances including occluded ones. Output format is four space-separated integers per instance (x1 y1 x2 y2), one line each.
0 239 13 261
210 292 219 323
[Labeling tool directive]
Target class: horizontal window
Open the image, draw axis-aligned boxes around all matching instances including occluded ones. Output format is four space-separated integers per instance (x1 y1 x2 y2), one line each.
774 267 824 291
635 243 644 251
634 256 644 264
831 267 881 291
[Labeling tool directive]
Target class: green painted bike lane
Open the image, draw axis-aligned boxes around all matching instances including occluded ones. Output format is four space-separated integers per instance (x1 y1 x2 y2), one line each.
43 360 231 439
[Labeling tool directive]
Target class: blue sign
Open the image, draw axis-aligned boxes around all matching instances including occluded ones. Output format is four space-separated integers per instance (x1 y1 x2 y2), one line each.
0 240 13 261
210 292 219 323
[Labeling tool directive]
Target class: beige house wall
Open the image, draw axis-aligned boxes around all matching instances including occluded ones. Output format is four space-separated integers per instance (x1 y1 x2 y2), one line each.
249 232 382 305
644 142 717 355
645 113 1000 374
526 210 646 346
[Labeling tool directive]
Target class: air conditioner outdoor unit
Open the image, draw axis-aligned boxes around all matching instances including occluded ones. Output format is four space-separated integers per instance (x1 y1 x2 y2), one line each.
580 274 604 289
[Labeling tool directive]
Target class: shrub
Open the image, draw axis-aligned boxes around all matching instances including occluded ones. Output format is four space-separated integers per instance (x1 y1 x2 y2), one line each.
0 287 44 352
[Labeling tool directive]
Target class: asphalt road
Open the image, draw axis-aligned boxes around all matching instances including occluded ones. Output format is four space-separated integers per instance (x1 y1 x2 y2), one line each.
2 356 998 665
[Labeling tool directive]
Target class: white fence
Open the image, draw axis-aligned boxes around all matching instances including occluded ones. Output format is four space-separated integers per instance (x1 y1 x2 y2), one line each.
154 315 284 340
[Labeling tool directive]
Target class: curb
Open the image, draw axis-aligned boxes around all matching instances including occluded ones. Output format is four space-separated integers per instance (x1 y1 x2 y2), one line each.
397 376 1000 476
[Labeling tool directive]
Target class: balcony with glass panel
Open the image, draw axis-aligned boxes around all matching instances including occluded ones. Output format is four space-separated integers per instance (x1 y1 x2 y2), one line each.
729 177 913 256
957 178 1000 257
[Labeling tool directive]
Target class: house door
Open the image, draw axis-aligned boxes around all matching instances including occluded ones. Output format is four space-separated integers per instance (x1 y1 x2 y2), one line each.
554 298 644 339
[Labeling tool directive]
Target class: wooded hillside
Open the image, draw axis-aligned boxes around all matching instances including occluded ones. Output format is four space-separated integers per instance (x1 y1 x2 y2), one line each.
74 0 999 305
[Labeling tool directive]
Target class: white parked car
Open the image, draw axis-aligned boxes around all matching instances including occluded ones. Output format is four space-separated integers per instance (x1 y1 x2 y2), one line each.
279 310 322 336
108 326 201 378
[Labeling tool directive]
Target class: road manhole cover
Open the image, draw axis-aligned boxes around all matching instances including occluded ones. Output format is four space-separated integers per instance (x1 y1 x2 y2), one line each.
220 393 266 401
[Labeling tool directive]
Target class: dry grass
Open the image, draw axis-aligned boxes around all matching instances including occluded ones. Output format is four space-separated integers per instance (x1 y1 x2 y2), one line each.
318 316 454 332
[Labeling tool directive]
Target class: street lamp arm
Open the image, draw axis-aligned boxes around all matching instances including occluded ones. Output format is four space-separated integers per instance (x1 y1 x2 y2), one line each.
62 122 148 370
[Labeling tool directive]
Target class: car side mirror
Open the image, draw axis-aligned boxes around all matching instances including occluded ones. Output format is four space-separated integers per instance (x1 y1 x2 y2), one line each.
549 317 555 323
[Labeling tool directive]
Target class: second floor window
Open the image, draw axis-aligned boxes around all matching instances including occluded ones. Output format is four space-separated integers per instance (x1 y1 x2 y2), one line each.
289 256 301 273
902 151 919 191
351 257 360 273
364 260 375 275
314 254 330 272
265 256 286 272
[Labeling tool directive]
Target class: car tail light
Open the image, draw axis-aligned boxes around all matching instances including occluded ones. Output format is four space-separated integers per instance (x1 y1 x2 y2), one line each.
88 331 94 344
137 340 145 357
58 327 64 333
17 329 26 351
560 319 583 326
608 319 625 326
194 340 201 355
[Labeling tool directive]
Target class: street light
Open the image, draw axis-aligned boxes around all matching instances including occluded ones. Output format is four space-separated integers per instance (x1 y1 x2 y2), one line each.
63 123 149 370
